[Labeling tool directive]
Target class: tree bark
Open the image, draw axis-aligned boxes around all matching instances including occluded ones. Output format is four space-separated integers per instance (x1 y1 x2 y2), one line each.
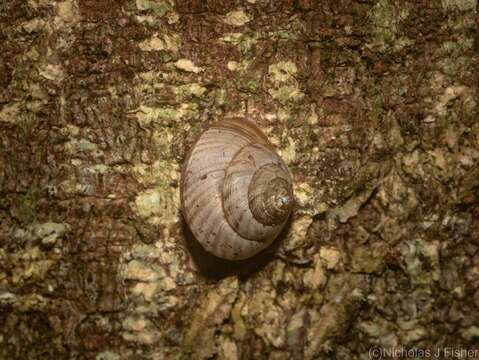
0 0 478 359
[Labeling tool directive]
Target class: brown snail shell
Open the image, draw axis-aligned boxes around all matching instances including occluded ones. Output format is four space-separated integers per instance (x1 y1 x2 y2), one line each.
180 118 294 260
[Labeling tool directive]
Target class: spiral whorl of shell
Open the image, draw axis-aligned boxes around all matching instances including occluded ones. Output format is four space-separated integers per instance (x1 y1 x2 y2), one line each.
180 118 293 260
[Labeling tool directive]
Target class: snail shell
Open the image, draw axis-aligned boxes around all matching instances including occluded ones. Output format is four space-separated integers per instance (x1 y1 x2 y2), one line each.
181 118 294 260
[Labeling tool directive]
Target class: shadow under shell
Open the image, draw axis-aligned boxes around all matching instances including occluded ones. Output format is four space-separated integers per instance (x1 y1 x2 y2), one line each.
180 212 292 281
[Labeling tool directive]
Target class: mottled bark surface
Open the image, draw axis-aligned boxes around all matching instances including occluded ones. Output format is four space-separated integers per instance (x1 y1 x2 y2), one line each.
0 0 478 359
